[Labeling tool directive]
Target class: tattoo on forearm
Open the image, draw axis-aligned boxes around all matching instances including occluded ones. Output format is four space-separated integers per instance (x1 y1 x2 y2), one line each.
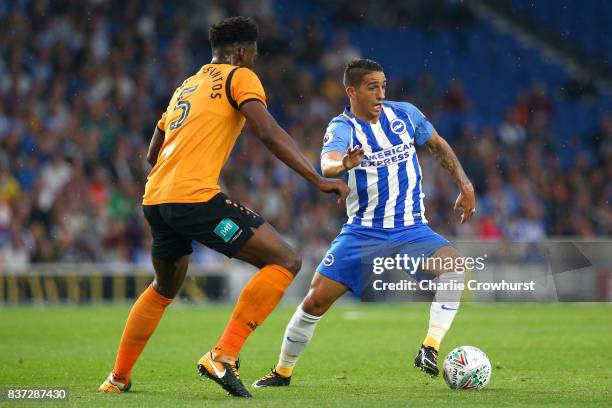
427 140 471 187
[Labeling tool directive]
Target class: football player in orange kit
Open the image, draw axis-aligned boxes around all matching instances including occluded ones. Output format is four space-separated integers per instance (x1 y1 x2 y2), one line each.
98 16 349 398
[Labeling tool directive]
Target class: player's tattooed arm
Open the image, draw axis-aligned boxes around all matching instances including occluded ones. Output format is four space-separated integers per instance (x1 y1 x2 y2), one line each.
146 126 165 167
425 130 471 187
425 130 476 224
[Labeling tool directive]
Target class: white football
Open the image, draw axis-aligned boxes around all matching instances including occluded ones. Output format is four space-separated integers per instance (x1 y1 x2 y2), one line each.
443 346 492 389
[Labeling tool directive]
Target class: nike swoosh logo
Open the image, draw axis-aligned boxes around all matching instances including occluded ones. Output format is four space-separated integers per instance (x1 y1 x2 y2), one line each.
423 357 436 366
205 354 226 378
441 305 458 311
286 336 307 344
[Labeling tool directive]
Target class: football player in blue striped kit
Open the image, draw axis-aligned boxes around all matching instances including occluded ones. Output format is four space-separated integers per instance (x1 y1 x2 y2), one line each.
253 59 476 387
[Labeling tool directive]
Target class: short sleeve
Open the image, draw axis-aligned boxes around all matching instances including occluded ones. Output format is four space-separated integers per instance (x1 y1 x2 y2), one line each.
321 119 352 156
230 68 267 109
399 102 434 145
156 112 167 132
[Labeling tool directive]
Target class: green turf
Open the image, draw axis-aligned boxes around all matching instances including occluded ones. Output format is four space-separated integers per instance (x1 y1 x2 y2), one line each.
1 303 611 407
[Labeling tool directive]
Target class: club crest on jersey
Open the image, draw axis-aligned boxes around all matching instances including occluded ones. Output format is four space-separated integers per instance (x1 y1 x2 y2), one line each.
390 119 407 135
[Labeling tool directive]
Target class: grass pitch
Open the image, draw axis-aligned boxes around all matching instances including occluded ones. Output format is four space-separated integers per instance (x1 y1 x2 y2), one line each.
1 302 611 407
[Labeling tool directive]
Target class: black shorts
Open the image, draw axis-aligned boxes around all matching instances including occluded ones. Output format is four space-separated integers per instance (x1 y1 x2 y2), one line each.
143 193 265 261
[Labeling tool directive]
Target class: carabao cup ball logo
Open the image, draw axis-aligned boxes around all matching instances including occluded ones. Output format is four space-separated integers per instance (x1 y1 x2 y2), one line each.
390 119 406 135
323 253 335 266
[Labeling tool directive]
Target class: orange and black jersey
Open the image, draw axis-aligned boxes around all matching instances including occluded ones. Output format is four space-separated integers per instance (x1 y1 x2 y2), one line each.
143 64 266 205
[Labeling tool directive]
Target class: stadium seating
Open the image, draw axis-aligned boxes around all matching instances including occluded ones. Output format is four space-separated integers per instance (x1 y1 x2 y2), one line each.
509 0 612 63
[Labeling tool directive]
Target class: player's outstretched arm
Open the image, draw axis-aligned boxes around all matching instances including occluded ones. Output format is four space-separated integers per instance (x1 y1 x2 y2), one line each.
240 100 349 203
321 147 365 178
146 127 165 166
425 130 476 224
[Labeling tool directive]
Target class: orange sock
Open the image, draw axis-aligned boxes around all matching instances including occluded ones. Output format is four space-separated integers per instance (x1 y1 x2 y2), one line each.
423 335 441 351
214 265 294 360
113 284 173 378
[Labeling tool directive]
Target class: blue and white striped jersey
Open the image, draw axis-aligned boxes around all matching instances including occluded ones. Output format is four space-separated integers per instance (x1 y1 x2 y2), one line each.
321 101 434 228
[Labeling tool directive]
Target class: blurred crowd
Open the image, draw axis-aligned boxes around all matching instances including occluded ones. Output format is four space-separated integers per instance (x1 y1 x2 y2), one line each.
0 0 610 268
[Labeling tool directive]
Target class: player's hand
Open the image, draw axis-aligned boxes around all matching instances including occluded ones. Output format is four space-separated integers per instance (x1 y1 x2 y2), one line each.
342 146 365 170
317 177 350 205
454 184 476 224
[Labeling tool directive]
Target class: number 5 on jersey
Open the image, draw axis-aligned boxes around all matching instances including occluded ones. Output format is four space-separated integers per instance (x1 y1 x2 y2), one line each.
169 85 198 130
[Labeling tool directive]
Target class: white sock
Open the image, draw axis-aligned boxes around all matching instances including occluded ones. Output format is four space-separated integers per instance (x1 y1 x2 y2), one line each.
425 271 463 347
426 301 460 345
277 304 321 371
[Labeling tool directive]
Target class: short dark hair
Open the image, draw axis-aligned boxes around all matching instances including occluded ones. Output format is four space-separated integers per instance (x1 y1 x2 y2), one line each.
209 16 258 49
343 58 384 87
